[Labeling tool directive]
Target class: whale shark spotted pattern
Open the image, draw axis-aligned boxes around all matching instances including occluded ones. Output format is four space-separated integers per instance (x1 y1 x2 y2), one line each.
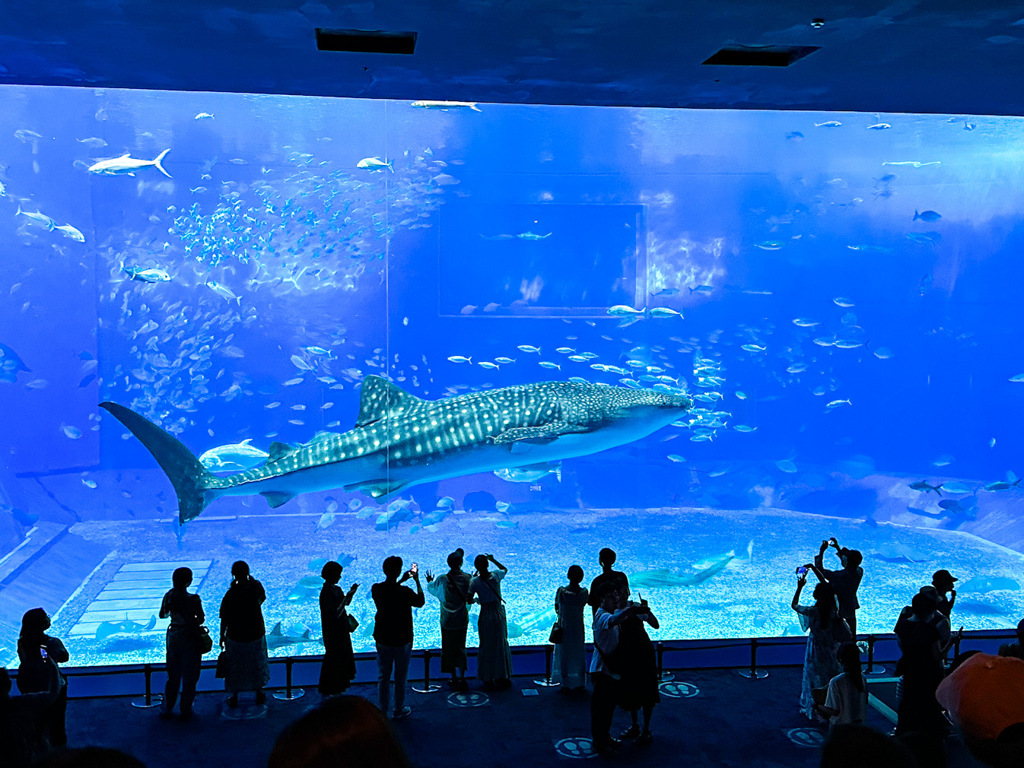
101 375 691 523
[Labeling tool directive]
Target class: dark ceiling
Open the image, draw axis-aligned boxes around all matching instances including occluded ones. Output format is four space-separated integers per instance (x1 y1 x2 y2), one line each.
2 1 1023 115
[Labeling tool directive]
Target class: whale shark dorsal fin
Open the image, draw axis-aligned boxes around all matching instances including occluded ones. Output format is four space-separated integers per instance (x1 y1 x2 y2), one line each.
267 441 297 462
356 375 424 428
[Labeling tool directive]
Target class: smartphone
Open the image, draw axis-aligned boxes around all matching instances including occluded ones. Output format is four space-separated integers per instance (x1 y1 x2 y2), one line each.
796 566 808 576
40 646 48 660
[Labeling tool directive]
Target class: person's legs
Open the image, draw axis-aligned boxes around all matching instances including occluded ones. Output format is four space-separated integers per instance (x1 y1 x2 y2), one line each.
180 650 201 717
377 643 396 714
590 673 618 750
163 643 183 714
48 685 68 745
394 642 412 713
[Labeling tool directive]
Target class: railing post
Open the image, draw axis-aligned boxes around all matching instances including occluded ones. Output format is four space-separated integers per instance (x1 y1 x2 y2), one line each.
412 649 441 693
736 637 769 679
534 642 559 687
273 657 305 701
657 641 674 682
131 663 164 708
865 634 886 676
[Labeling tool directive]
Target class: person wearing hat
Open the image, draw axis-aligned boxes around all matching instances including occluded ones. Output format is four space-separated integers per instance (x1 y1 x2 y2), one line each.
805 537 864 635
932 570 958 619
425 548 471 692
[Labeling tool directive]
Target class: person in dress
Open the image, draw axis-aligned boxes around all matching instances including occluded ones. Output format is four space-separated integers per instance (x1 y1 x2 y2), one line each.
468 553 513 689
159 567 204 720
218 560 270 707
372 556 425 719
318 561 359 697
16 608 69 748
425 548 472 692
616 592 660 745
792 570 843 720
816 642 868 731
552 565 588 693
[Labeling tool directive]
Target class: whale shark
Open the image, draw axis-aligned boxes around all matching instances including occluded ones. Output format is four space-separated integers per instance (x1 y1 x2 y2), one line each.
100 375 691 524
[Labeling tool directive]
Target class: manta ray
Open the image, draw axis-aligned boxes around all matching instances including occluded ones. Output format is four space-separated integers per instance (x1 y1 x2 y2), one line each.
101 375 691 524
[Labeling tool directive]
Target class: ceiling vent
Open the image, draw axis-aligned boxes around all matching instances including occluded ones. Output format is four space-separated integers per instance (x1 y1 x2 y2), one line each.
315 28 417 55
702 45 819 67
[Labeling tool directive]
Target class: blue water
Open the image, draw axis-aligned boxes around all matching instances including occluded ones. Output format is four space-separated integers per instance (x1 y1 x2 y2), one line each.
1 86 1023 668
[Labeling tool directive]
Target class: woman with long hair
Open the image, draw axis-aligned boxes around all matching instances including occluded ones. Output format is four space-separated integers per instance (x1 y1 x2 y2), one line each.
467 553 512 689
159 567 204 720
817 642 868 729
318 560 359 697
552 565 588 693
17 608 69 747
219 560 270 707
792 572 843 719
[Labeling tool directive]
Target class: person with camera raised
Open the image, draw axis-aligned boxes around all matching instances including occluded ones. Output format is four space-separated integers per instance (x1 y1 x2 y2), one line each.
372 556 424 720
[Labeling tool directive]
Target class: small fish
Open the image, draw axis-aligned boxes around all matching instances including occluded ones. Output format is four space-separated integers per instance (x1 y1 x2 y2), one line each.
932 454 955 468
735 391 747 400
651 288 680 297
913 210 942 222
568 355 588 363
882 160 941 168
648 307 682 319
291 355 315 371
88 149 171 178
608 305 644 316
411 100 482 112
555 347 576 354
82 479 98 489
206 280 240 303
16 206 55 231
963 121 977 131
538 361 561 370
194 112 215 120
689 285 714 294
733 425 756 433
447 355 472 364
356 157 394 172
910 480 943 495
825 398 852 410
866 122 891 130
1009 374 1024 383
517 345 541 354
667 454 687 463
754 241 785 251
786 131 804 141
494 357 516 365
792 318 819 327
833 297 855 307
123 266 171 283
478 361 501 370
517 231 551 240
304 346 333 357
814 121 842 128
989 438 997 449
776 459 798 473
54 224 86 242
76 137 108 148
62 424 82 439
741 344 766 353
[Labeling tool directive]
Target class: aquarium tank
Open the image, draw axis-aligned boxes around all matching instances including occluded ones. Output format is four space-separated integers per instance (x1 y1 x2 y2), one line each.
0 85 1022 669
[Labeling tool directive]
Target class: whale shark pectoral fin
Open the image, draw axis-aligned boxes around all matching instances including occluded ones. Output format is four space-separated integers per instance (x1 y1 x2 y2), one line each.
492 421 589 445
343 479 408 499
261 491 296 508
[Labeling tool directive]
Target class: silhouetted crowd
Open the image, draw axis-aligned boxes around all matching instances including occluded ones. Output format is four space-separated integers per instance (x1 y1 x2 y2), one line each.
3 539 1024 767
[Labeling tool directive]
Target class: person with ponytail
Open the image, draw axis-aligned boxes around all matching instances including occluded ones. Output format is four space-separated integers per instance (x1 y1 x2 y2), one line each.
817 642 868 730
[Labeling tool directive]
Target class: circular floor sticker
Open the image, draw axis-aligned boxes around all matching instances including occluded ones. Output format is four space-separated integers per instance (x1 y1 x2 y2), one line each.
785 727 825 748
659 681 699 698
221 702 268 721
448 691 489 708
555 737 597 759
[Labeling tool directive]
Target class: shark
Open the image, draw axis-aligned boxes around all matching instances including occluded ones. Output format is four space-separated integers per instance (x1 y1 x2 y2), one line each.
100 375 691 524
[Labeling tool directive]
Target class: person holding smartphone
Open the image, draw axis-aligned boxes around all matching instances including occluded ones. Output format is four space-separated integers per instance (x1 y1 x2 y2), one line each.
468 553 513 690
792 567 842 720
16 608 69 748
371 556 424 719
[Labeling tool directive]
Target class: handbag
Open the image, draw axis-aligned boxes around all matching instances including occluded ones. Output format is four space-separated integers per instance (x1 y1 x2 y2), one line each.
196 625 214 654
215 650 229 678
548 622 564 644
347 614 359 633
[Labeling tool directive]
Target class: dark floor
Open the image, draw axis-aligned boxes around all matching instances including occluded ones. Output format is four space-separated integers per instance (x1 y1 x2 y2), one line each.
55 666 987 768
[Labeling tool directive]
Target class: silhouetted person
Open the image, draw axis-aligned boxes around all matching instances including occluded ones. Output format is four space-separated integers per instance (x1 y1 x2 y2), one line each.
467 553 512 690
894 592 945 736
1 664 61 767
807 537 863 635
589 583 633 756
617 591 660 745
932 569 957 619
159 566 204 720
792 573 842 719
372 556 424 719
816 643 868 731
588 547 629 616
17 607 69 747
552 565 588 693
219 560 270 707
425 548 471 691
998 618 1024 659
318 561 358 697
266 694 411 768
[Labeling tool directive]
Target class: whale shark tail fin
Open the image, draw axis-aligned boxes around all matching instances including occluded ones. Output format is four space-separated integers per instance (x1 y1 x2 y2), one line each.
99 401 214 524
